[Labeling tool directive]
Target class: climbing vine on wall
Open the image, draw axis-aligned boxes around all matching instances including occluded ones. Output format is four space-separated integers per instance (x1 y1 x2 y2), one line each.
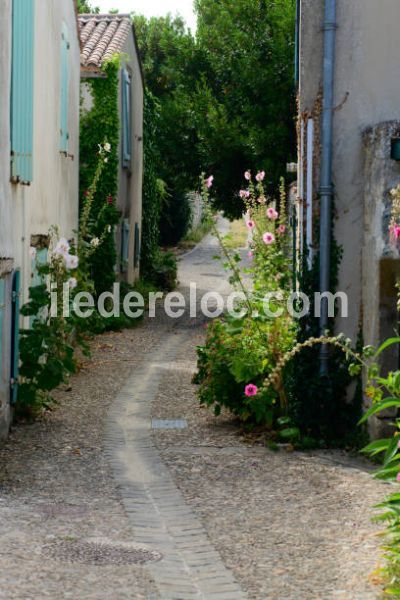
140 91 163 279
80 57 120 296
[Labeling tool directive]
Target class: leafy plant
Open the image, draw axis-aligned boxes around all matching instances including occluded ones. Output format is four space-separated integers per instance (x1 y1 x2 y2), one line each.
194 171 296 426
151 249 178 292
18 231 80 417
80 58 120 296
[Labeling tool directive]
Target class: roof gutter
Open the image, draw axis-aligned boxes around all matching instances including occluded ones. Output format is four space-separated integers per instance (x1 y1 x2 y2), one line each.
319 0 337 374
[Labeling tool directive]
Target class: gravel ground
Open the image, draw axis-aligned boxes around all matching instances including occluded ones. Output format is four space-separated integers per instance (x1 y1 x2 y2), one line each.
0 326 161 600
0 219 389 599
152 331 387 599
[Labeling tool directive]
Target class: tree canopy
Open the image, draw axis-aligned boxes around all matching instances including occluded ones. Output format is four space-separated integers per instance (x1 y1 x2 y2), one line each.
133 1 296 220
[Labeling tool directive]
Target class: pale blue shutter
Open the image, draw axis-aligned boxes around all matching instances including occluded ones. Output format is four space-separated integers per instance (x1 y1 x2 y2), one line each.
122 69 131 169
134 223 140 268
60 23 70 152
121 219 130 272
0 279 5 378
30 248 48 326
11 0 35 183
10 270 21 405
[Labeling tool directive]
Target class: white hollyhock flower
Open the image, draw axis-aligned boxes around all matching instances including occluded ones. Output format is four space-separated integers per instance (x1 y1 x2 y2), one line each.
68 277 77 289
65 254 79 270
54 237 70 257
90 237 100 247
104 143 111 153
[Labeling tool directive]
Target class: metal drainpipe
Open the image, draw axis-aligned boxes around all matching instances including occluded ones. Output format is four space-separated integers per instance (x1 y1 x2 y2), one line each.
295 0 300 88
319 0 337 374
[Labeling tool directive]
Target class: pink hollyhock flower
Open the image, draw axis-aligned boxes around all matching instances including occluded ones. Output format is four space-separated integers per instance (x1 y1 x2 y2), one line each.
397 472 400 483
256 171 265 182
246 220 255 229
263 232 275 245
54 238 70 257
106 195 114 205
267 207 279 221
245 384 258 397
205 175 214 189
244 170 251 181
65 254 79 270
248 250 254 259
239 190 250 199
29 246 37 260
390 225 400 240
68 277 77 289
278 224 286 235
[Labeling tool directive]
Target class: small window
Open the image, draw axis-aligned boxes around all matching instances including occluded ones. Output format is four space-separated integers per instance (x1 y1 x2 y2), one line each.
60 23 70 153
121 69 132 169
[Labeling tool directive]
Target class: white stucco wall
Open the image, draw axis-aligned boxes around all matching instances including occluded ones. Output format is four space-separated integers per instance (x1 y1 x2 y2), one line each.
299 0 400 343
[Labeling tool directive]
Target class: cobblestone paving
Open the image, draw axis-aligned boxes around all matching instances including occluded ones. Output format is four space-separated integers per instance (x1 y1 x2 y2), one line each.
0 221 389 598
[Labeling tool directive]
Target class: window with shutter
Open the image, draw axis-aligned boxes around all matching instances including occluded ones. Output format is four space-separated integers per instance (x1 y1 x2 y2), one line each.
121 69 132 169
121 219 130 272
0 279 5 375
10 270 21 405
134 223 140 268
60 22 70 153
30 248 48 326
11 0 35 184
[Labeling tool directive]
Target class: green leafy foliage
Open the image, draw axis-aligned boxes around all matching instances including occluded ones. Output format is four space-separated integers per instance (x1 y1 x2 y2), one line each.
76 0 99 13
18 235 79 417
133 2 296 225
284 220 362 444
151 250 178 292
347 341 400 592
140 92 164 278
194 0 296 218
194 173 296 426
80 59 120 296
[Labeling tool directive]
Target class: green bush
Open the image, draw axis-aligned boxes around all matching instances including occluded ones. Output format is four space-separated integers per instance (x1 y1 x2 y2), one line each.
151 250 178 292
194 172 296 428
195 313 294 425
159 191 192 246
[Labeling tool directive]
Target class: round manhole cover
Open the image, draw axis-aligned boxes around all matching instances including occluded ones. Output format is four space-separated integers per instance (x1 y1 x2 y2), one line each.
42 540 163 566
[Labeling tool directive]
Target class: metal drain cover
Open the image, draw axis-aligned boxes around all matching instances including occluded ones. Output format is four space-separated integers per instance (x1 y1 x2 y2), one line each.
42 539 163 566
152 419 188 430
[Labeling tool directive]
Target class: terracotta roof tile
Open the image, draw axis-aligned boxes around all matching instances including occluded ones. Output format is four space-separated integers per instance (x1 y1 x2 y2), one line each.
78 14 132 68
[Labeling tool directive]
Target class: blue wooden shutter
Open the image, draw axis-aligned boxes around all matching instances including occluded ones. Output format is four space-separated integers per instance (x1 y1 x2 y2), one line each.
30 248 48 326
122 69 131 169
0 279 5 382
121 219 130 272
10 270 21 405
60 23 70 152
11 0 35 183
134 223 141 268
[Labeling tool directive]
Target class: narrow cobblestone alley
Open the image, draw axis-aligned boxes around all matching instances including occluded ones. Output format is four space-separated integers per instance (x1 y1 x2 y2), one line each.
0 223 388 599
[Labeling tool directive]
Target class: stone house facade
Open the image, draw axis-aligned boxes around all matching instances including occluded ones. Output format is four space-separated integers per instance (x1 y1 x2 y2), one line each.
297 0 400 435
